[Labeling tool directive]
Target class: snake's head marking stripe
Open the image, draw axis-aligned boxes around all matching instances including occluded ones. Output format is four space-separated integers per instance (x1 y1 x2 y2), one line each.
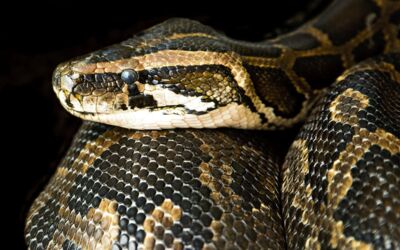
51 56 253 129
51 18 268 130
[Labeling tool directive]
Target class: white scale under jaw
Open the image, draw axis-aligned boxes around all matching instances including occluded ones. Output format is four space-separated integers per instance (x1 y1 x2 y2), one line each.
142 84 216 113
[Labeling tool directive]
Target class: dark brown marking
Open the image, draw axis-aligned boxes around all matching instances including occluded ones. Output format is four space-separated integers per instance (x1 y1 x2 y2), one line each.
293 54 345 89
352 31 386 62
389 9 400 25
244 65 305 118
275 32 321 51
313 0 380 45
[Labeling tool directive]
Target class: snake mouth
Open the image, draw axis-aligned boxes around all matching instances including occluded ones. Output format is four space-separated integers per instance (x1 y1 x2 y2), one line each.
56 86 190 117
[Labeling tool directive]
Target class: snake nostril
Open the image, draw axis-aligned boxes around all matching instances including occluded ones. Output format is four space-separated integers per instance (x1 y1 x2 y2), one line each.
52 62 82 94
53 62 73 90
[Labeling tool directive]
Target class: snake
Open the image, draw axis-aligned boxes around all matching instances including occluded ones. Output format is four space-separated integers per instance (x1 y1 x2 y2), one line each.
25 0 400 249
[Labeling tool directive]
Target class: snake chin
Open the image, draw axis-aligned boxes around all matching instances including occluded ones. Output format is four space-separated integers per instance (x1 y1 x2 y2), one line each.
59 101 264 130
69 107 210 130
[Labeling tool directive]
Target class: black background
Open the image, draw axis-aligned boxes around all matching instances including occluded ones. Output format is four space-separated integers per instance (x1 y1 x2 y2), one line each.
0 1 328 248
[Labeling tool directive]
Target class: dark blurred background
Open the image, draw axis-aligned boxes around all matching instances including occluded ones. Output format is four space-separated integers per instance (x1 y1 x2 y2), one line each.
0 1 329 248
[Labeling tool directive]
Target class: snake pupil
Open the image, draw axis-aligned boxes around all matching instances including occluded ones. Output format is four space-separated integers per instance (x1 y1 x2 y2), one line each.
121 69 138 84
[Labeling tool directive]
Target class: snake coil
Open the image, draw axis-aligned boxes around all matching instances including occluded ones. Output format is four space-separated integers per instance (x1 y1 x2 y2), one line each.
26 0 400 249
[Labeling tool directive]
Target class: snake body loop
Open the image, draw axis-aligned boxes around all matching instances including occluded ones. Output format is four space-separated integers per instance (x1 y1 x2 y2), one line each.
26 0 400 249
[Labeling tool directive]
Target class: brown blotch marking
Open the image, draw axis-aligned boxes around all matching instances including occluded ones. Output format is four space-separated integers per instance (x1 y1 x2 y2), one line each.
194 132 281 249
50 198 119 249
284 137 374 249
325 88 399 248
329 88 400 208
26 125 126 248
196 138 236 205
143 199 182 248
86 199 119 249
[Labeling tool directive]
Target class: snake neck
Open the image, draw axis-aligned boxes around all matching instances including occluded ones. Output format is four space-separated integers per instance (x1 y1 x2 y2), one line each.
225 0 400 129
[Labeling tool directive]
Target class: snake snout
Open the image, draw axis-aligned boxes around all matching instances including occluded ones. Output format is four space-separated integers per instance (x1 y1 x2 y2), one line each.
52 62 77 93
52 62 87 112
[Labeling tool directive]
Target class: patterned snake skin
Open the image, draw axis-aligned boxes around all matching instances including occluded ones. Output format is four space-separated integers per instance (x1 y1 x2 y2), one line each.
26 0 400 249
283 54 400 249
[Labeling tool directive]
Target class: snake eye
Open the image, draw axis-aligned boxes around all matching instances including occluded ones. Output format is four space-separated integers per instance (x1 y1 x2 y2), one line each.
121 69 139 84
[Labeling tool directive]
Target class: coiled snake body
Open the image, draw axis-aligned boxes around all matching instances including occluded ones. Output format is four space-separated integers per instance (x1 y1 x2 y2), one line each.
26 0 400 249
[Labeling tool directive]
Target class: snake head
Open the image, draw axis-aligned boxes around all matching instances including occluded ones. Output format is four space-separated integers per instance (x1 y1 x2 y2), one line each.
52 18 259 130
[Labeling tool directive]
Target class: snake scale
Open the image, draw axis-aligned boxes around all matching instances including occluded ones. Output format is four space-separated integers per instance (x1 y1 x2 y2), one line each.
25 0 400 249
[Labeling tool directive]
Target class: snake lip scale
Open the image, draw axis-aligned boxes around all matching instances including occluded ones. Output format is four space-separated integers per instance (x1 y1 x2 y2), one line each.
26 0 400 249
